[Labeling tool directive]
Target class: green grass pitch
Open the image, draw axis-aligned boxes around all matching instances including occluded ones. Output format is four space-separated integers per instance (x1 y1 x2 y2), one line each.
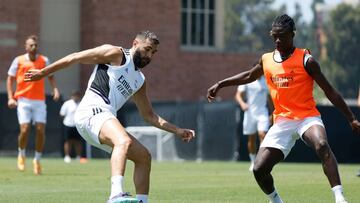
0 157 359 202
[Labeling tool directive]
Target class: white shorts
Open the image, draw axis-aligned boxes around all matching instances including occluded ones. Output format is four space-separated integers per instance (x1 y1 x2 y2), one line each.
260 116 324 158
17 97 47 124
74 107 116 153
243 111 270 135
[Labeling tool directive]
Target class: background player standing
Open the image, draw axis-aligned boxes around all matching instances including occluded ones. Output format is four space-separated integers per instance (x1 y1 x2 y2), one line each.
60 90 86 163
7 35 60 175
235 76 272 171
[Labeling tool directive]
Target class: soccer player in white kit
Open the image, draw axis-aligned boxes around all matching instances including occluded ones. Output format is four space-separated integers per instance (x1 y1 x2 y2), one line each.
235 76 271 171
25 31 195 203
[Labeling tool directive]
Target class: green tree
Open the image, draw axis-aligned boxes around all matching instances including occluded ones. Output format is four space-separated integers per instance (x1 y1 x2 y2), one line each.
325 4 360 97
224 0 284 53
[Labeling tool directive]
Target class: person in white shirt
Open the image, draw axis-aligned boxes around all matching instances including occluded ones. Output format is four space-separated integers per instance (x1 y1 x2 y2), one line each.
60 90 84 163
24 31 195 203
235 76 272 171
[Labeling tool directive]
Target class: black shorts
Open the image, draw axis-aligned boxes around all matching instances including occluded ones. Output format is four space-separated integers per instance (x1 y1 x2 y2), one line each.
63 126 82 141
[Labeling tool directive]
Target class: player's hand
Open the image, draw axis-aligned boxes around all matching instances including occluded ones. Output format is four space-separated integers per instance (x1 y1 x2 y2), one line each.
52 87 60 101
350 119 360 134
240 103 249 111
207 82 220 102
176 128 195 143
7 98 17 109
24 69 46 81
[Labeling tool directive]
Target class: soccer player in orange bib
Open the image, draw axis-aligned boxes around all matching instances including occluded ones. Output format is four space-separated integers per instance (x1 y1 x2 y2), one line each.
7 35 60 175
207 14 360 203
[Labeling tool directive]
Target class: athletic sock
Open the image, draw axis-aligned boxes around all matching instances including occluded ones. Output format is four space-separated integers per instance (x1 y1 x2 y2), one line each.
331 185 346 202
136 194 148 203
34 151 42 161
268 189 283 203
110 175 125 199
249 153 256 163
18 148 26 157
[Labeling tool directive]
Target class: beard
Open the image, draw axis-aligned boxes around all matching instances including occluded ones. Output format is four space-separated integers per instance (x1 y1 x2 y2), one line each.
133 49 150 69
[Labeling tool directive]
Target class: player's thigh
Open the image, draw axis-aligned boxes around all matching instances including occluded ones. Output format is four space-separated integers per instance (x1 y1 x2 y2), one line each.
17 99 32 124
298 117 326 149
98 118 130 147
32 100 47 124
256 114 270 132
302 124 327 150
243 112 257 135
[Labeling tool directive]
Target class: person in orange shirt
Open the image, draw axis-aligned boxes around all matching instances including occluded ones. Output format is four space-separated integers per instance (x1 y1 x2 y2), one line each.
207 14 360 203
6 35 60 175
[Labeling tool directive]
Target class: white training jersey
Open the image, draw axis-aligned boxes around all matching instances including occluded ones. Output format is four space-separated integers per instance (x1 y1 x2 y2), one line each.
60 99 79 127
78 48 145 115
237 76 269 115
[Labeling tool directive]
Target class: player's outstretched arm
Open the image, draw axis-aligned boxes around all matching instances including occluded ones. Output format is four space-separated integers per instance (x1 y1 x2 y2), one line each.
207 59 264 102
24 44 123 81
132 81 195 142
306 57 360 134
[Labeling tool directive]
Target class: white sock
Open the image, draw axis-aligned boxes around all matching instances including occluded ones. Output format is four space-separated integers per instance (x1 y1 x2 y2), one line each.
136 194 148 203
268 189 283 203
249 153 256 163
34 151 42 161
110 175 125 199
18 148 26 157
331 185 346 201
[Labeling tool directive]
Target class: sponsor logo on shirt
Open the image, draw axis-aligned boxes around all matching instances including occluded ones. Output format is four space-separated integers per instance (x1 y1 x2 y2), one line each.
116 75 133 98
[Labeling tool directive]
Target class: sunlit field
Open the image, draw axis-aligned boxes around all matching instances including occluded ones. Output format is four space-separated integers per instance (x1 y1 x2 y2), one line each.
0 158 359 203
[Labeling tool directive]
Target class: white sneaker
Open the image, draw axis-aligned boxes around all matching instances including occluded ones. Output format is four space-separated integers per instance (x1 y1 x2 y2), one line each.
336 199 348 203
64 156 71 163
249 162 254 172
107 192 139 203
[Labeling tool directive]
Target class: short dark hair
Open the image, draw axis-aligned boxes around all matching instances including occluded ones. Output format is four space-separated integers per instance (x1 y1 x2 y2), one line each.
272 14 296 32
26 35 38 42
136 31 160 45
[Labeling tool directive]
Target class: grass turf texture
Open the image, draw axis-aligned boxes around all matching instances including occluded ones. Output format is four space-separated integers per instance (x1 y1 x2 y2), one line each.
0 158 359 203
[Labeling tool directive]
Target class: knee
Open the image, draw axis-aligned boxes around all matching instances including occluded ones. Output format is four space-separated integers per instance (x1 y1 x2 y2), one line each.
253 163 269 178
132 148 152 169
315 140 330 157
119 138 133 152
140 149 152 164
19 125 31 135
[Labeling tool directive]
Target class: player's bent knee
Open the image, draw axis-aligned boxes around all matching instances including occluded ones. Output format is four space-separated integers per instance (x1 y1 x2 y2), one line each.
112 137 133 153
253 164 264 176
316 140 330 157
130 147 152 165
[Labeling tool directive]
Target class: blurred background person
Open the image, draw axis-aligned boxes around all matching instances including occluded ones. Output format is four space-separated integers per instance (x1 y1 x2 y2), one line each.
234 75 272 171
60 90 87 163
6 35 60 175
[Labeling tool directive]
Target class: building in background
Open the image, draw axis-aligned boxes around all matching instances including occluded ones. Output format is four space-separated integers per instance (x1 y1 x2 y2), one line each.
0 0 257 101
